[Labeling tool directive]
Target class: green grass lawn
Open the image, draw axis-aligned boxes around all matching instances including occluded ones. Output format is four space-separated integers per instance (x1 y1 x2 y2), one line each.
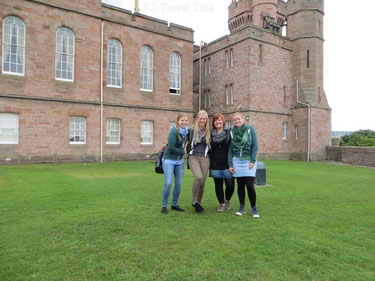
0 161 374 281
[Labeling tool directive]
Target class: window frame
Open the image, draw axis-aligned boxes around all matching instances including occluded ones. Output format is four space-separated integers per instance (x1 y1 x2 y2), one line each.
169 52 181 95
55 27 75 82
107 39 122 88
282 122 287 140
2 16 26 76
106 118 121 145
0 113 19 144
230 49 233 67
141 120 153 145
140 46 154 92
69 116 86 144
230 84 234 105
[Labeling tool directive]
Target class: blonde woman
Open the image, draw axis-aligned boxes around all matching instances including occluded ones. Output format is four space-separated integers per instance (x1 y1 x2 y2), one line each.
228 112 260 218
186 110 211 213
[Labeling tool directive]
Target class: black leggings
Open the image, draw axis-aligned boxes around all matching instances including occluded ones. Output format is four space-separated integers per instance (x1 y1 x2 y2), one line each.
213 178 235 204
237 177 256 207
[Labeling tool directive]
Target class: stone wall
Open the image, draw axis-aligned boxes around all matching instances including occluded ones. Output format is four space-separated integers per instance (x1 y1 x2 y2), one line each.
326 147 375 167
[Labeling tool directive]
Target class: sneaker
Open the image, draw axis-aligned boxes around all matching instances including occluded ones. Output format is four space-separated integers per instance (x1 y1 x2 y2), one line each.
235 205 246 216
161 207 168 214
224 200 231 211
171 205 185 212
192 202 204 213
252 207 260 218
217 204 225 212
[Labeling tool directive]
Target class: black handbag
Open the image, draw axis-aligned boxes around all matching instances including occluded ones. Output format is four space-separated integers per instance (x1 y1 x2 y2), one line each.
155 148 165 174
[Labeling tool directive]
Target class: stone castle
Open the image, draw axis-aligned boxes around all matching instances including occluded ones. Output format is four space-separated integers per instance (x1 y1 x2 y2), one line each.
0 0 330 164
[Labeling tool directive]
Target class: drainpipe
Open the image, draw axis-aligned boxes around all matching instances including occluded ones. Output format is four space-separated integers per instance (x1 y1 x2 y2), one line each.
296 80 311 162
100 21 104 162
199 41 202 111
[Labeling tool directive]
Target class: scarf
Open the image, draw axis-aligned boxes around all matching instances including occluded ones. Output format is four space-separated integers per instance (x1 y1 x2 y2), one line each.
178 126 188 138
211 128 227 144
232 124 248 147
197 128 206 143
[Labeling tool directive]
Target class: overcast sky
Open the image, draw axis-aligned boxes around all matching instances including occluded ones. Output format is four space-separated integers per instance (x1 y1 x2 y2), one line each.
103 0 375 132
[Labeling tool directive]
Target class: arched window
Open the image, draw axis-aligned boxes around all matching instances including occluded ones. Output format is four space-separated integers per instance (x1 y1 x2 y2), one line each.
169 52 181 95
2 16 25 75
107 39 122 87
56 27 75 81
140 46 153 91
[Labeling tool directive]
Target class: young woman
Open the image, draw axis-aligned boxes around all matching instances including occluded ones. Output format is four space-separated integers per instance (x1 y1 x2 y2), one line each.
161 114 189 214
209 114 234 212
186 110 210 213
228 112 260 218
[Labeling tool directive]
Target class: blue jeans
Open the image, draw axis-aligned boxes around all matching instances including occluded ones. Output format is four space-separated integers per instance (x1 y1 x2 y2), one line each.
162 159 185 207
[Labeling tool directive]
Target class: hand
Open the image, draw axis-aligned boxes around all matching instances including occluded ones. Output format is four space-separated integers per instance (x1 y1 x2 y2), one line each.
229 167 235 174
249 163 254 169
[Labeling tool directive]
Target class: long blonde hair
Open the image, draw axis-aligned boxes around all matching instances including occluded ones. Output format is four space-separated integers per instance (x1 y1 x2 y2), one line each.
192 110 210 143
176 113 188 140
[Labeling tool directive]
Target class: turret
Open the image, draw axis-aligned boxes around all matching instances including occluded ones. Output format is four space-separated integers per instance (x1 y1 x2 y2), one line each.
287 0 327 106
228 0 281 34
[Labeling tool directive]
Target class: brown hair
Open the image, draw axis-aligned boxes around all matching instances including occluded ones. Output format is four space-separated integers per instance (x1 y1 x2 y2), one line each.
176 113 188 140
212 113 226 128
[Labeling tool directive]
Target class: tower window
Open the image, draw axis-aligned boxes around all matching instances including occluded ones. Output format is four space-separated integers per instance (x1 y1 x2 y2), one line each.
307 50 310 68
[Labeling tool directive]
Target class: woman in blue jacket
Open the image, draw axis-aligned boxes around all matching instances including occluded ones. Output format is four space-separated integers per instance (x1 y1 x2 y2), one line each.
228 112 260 218
161 114 189 214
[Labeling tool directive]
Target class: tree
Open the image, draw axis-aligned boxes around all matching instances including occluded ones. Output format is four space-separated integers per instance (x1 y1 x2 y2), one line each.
340 130 375 146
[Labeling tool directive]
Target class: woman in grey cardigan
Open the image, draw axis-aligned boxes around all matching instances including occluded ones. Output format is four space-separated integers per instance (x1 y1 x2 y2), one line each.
186 110 211 213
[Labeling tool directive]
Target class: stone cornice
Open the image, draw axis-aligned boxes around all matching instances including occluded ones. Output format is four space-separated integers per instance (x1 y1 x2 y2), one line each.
0 93 194 113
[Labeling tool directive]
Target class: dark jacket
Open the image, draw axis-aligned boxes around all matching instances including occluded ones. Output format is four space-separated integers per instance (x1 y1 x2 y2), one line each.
210 129 231 170
163 127 187 161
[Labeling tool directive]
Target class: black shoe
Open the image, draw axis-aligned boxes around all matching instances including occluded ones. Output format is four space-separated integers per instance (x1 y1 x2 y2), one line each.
161 207 168 214
171 205 185 212
192 202 204 213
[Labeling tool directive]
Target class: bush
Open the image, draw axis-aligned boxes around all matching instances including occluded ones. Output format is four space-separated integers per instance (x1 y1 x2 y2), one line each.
340 129 375 146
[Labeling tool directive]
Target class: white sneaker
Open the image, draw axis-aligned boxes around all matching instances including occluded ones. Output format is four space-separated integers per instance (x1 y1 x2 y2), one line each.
235 205 246 216
217 204 225 212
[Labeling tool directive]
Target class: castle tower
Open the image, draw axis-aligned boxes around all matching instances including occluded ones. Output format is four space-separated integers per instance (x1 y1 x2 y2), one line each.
287 0 331 160
287 0 327 106
252 0 278 28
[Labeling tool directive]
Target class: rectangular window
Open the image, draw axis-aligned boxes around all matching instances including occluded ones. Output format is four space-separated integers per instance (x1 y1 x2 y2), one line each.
106 118 121 144
307 50 310 68
225 85 229 105
230 49 233 67
282 122 287 140
295 125 298 140
141 121 153 144
225 50 229 68
283 86 287 107
230 84 234 104
69 117 86 144
0 113 19 144
259 44 263 64
225 121 233 129
204 59 207 76
208 57 211 74
205 90 211 109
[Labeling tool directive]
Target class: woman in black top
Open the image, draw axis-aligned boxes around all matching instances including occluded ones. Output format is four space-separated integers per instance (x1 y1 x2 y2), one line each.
209 113 234 212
